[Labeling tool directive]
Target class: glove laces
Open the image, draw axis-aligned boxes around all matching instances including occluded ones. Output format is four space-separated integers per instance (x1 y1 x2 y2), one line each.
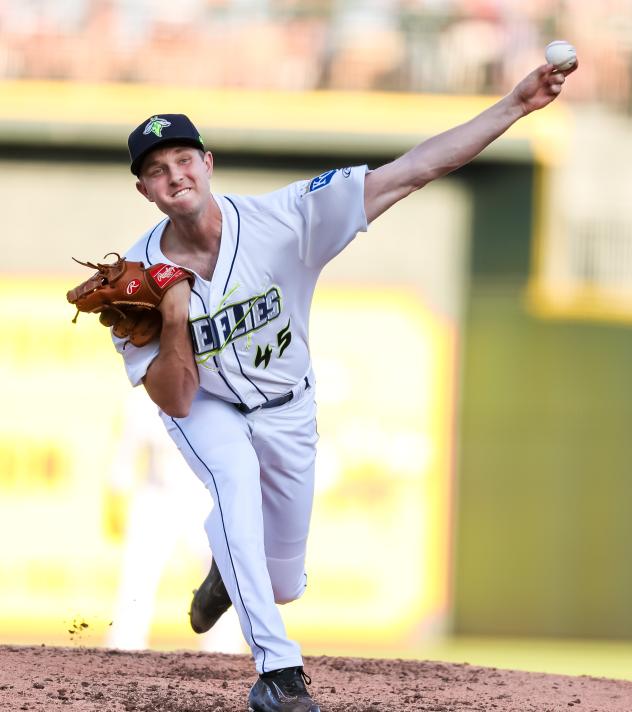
71 252 124 271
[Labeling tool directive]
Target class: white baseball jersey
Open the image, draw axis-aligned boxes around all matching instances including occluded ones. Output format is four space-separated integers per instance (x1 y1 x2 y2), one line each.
111 164 368 674
114 165 368 403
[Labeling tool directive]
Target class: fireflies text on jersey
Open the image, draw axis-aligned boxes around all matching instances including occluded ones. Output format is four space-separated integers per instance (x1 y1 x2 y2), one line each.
190 286 282 356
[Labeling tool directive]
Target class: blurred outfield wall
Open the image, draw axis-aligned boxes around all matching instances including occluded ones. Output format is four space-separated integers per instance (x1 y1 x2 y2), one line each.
0 90 470 652
2 82 631 652
455 133 632 640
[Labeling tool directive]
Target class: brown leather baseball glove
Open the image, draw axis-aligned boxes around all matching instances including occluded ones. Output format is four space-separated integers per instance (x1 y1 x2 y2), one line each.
66 253 194 347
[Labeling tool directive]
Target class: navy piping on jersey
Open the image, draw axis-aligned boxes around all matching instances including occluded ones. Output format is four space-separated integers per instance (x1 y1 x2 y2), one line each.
222 197 240 294
215 356 245 404
191 288 207 314
144 218 168 265
143 214 250 405
223 196 269 402
169 417 268 672
191 288 245 405
232 343 268 401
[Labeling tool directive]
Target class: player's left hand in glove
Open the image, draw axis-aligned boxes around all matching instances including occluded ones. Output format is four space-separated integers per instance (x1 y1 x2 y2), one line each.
66 253 194 347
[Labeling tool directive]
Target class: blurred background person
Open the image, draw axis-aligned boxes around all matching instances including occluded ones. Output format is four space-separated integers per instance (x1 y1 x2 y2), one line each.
105 386 245 654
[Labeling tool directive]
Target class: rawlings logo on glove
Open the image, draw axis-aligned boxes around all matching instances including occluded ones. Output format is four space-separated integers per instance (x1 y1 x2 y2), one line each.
66 253 194 347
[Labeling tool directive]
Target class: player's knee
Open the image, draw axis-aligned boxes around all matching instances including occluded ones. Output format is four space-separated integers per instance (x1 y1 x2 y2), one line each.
267 554 307 603
271 577 306 605
274 594 296 605
270 572 307 604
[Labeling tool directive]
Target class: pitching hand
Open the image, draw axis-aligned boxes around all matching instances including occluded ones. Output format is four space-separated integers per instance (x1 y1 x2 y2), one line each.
511 62 578 115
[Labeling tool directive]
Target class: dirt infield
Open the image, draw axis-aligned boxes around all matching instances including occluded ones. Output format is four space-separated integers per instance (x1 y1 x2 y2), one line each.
1 645 630 712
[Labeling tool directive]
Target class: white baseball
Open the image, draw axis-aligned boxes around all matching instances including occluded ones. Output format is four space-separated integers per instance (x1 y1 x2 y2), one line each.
545 40 577 71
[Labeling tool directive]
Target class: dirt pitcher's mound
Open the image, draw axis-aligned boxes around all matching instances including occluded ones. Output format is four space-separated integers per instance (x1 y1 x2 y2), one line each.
1 645 630 712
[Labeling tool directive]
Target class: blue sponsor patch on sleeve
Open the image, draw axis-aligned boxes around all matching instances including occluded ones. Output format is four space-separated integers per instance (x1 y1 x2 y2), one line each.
308 169 337 193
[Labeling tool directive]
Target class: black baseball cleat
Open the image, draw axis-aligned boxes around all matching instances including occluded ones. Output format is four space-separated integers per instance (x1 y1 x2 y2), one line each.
248 666 320 712
188 558 232 634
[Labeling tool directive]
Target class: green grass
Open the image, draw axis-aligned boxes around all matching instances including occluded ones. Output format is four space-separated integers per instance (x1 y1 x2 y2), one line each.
318 636 632 682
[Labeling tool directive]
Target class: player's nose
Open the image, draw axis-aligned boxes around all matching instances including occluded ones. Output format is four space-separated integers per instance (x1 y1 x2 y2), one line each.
167 167 185 185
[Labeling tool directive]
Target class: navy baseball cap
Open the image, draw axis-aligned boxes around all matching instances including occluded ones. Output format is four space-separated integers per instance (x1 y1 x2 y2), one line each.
128 113 205 176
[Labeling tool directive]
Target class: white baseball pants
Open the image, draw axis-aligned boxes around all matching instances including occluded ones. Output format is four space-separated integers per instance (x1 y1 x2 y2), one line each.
161 377 317 673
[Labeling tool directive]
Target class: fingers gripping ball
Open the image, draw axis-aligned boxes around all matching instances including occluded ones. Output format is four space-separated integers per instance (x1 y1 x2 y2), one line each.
545 40 577 71
66 253 194 347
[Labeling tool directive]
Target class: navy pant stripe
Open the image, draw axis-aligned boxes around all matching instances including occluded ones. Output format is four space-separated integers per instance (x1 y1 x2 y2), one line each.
170 417 268 672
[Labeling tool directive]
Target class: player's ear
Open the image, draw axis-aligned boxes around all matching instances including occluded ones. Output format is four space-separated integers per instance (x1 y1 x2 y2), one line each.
136 179 154 203
203 151 214 177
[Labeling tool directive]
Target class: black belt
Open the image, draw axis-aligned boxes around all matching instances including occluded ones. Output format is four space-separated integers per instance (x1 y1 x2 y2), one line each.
236 377 310 415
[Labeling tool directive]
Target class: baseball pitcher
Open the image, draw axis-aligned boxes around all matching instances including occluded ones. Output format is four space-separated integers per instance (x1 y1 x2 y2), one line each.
68 62 575 712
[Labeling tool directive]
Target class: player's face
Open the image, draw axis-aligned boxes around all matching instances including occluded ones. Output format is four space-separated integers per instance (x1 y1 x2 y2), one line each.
136 146 213 217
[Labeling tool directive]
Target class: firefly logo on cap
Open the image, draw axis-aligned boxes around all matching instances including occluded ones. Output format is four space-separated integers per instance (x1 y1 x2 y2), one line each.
143 116 172 138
